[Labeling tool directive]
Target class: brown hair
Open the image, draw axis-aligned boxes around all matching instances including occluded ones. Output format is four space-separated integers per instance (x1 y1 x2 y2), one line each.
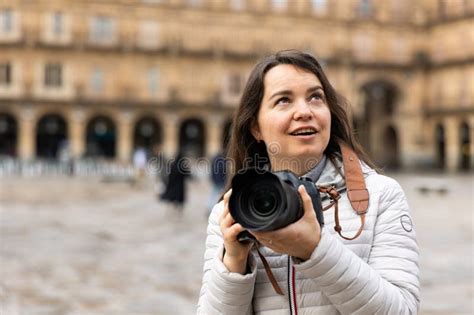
223 50 376 193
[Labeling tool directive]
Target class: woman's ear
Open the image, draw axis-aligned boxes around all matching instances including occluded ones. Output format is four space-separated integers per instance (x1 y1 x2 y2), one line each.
251 120 261 142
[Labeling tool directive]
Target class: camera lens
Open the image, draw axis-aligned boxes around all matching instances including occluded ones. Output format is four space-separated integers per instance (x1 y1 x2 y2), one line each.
253 194 275 214
249 186 278 218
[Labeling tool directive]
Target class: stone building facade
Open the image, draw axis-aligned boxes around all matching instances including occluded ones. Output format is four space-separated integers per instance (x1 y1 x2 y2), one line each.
0 0 472 171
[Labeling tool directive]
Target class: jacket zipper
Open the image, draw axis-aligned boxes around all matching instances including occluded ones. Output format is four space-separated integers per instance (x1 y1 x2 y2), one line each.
288 256 298 315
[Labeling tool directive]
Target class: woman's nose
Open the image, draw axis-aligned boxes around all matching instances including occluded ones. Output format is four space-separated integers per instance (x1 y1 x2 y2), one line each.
293 100 313 120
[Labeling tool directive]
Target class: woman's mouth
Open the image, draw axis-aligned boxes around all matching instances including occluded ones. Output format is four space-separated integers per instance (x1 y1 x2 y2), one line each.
289 127 317 136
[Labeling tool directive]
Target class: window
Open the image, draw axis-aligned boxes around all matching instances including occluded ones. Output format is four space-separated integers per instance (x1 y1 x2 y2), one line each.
90 15 115 43
311 0 327 15
230 0 245 11
52 11 63 36
91 68 104 94
1 9 12 33
391 38 406 61
358 0 373 18
44 63 62 87
391 0 409 22
148 67 159 96
188 0 202 8
138 20 159 48
0 63 11 85
271 0 287 11
353 33 373 59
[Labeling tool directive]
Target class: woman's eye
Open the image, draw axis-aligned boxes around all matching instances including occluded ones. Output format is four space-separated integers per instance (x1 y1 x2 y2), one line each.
310 93 324 103
275 97 290 105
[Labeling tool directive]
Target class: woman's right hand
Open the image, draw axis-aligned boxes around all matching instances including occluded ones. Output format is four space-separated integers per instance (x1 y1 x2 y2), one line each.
220 189 253 274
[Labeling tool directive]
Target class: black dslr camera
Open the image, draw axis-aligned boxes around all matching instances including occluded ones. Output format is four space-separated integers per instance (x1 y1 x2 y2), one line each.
229 169 324 242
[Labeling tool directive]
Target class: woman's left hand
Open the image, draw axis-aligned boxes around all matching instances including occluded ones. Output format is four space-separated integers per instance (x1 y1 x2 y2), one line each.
251 185 321 261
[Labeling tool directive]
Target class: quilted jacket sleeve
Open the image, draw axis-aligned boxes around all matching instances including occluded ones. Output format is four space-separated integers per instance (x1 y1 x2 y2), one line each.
295 176 420 314
196 202 257 315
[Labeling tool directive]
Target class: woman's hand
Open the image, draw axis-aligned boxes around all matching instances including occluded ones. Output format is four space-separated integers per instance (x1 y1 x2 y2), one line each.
220 189 254 274
252 185 321 261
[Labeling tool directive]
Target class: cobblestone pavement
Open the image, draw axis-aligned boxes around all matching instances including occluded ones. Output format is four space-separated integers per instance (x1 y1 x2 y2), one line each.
0 173 472 315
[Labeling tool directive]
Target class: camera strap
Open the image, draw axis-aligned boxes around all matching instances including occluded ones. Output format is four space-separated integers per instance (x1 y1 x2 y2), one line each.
319 142 369 240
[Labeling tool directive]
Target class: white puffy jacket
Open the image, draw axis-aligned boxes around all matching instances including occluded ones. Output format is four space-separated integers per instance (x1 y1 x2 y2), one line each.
197 158 420 314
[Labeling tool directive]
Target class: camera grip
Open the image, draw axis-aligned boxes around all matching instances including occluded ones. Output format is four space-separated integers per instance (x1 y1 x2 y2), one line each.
300 179 324 227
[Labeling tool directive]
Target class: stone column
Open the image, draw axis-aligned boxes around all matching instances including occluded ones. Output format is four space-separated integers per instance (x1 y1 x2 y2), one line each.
18 107 36 161
117 111 133 163
470 117 474 168
70 108 86 159
162 113 178 159
444 117 459 172
206 114 224 158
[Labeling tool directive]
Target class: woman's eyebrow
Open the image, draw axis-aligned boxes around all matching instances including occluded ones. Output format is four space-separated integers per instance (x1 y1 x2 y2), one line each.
268 85 324 101
307 86 324 94
269 90 292 101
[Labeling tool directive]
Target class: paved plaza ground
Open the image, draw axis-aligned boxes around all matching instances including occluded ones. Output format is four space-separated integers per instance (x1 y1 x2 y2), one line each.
0 172 473 315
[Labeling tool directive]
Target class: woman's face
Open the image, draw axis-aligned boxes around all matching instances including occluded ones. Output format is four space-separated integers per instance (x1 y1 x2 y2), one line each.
252 64 331 175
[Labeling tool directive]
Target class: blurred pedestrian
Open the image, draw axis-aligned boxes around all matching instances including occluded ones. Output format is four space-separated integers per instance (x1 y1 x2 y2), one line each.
150 144 167 195
160 151 191 212
207 150 227 215
132 145 148 184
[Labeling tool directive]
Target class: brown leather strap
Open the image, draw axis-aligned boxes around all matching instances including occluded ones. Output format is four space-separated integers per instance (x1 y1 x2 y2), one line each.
333 194 366 240
318 143 369 240
339 142 369 214
256 245 284 295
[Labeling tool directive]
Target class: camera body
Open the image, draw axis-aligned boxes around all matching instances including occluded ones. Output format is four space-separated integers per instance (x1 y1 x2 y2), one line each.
229 168 324 242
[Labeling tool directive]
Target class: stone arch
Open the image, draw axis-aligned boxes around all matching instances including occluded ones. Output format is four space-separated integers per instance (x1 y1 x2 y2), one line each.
459 121 471 170
356 79 400 161
36 113 68 159
381 125 400 170
435 123 446 169
133 116 163 154
179 118 205 158
0 113 18 157
85 115 117 158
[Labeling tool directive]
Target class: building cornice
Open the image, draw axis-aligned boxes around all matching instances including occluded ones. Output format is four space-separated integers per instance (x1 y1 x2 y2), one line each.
0 97 236 114
423 106 474 118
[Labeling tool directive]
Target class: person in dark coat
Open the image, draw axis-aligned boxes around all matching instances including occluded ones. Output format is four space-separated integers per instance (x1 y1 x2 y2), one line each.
207 151 227 214
160 152 191 211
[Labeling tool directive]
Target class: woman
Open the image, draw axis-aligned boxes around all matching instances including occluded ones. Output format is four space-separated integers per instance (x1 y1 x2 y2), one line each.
197 50 419 314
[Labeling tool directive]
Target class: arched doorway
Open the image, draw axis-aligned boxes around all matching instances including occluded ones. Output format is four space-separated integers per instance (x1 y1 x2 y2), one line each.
435 124 446 169
222 118 233 151
86 116 116 158
381 125 400 170
459 122 471 170
133 117 162 154
0 113 17 157
356 80 398 156
36 114 68 159
179 118 205 158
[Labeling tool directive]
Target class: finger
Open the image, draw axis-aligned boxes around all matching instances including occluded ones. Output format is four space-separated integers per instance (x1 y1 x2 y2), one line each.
220 212 235 229
220 189 233 222
223 223 246 244
229 223 246 236
223 188 233 202
298 185 316 217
